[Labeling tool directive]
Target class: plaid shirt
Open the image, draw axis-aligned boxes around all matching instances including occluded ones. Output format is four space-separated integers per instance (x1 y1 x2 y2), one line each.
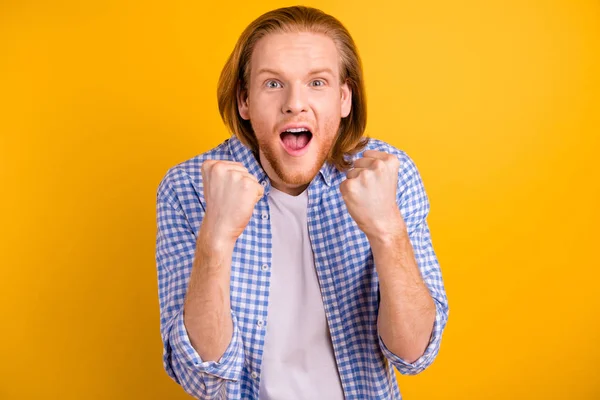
155 135 449 399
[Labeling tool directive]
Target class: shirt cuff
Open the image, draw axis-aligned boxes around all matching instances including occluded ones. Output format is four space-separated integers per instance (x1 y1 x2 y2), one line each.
378 300 446 375
171 308 244 381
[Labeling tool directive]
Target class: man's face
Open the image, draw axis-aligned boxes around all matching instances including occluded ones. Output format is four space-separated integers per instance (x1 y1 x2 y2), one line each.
238 32 352 195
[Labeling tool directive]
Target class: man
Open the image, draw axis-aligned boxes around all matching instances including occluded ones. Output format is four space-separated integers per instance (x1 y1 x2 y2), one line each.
156 5 449 400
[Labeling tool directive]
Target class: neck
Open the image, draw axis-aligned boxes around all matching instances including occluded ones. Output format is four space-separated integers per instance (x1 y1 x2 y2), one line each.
270 181 309 196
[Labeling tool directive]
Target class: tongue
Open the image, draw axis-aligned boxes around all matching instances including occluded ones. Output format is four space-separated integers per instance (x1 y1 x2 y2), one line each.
281 132 310 150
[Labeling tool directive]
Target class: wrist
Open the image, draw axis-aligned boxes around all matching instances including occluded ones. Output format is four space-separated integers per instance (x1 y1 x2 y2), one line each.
198 218 236 255
366 209 407 245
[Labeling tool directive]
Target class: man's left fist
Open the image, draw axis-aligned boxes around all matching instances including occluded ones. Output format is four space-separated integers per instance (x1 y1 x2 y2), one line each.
340 150 404 239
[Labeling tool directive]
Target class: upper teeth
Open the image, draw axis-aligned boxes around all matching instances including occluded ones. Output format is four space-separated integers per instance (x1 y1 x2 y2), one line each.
285 128 309 133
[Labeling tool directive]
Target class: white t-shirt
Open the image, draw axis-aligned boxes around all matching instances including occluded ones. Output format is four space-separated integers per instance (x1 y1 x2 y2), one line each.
258 186 345 400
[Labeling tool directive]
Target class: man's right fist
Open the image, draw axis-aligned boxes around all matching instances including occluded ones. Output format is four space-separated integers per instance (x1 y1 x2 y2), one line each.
200 160 264 245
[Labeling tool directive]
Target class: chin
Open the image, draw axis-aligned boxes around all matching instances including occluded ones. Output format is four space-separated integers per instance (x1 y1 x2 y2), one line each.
276 165 319 186
258 134 331 186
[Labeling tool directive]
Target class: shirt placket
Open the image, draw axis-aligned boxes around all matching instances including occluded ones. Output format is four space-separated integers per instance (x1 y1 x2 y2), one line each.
306 181 358 399
248 184 273 397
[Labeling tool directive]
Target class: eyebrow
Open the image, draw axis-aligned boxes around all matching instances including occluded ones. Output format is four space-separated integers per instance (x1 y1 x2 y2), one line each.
256 67 335 77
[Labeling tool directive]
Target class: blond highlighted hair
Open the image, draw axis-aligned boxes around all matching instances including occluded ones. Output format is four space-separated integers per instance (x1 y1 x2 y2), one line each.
217 5 368 171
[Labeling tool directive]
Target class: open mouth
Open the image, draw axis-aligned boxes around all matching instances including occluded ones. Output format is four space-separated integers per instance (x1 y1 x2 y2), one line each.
280 128 313 153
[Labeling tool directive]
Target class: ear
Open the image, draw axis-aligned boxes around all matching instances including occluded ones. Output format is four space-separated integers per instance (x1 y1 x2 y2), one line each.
340 80 352 118
237 82 250 120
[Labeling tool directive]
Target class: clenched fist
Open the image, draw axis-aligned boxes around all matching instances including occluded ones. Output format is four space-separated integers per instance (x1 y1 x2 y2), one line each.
340 150 404 239
201 160 264 245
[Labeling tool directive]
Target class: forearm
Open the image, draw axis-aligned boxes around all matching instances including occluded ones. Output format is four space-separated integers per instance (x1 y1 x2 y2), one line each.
183 222 235 362
370 213 436 364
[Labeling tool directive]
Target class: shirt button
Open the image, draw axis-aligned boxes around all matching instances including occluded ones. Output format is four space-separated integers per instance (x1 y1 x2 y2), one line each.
257 319 264 327
261 264 269 272
251 371 259 379
261 212 269 220
260 180 267 187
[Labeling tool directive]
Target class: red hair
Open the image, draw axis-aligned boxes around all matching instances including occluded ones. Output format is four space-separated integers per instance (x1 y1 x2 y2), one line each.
217 6 368 171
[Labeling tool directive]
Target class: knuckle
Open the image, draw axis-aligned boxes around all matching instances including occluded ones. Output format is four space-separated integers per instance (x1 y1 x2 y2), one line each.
373 159 385 170
212 161 226 172
241 177 253 189
345 179 358 192
359 171 371 182
230 170 244 181
201 159 215 171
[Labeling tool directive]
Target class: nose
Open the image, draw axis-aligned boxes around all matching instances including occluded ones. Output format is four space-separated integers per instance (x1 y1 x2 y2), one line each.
281 84 308 115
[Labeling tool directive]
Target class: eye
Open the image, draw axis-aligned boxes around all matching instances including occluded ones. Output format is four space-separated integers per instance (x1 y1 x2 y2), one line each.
311 79 326 87
265 80 282 89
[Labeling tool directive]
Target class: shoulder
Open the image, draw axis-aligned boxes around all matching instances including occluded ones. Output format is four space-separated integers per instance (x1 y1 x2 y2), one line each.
156 138 234 207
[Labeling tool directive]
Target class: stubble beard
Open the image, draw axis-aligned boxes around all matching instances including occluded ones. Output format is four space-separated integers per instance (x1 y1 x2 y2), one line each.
258 135 336 187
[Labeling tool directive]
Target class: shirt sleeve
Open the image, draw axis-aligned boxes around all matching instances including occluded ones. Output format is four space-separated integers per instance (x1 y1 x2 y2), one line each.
156 167 245 398
378 152 450 375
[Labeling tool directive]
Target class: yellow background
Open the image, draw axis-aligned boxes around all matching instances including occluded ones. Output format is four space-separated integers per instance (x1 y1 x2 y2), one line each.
1 0 598 399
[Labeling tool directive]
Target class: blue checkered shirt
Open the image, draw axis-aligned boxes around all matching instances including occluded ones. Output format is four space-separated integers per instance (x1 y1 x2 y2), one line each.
156 135 449 399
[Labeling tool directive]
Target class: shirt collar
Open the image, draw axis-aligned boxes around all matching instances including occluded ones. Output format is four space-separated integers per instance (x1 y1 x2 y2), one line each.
227 135 335 187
